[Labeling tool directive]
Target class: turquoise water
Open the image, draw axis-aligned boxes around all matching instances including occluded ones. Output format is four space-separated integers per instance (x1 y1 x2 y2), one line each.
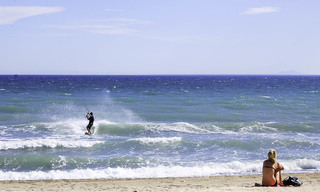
0 75 320 180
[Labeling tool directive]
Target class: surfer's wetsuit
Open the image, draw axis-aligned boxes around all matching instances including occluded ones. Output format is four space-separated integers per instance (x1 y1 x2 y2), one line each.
86 114 94 131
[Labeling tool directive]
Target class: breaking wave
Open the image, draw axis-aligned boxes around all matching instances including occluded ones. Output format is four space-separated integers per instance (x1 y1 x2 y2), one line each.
1 159 319 181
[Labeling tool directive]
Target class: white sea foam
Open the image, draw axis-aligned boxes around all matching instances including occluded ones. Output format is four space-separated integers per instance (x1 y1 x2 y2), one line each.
172 122 213 133
145 122 214 134
94 121 282 135
45 119 86 135
129 137 182 144
1 159 318 181
0 138 104 150
282 159 320 170
38 118 109 135
0 126 7 135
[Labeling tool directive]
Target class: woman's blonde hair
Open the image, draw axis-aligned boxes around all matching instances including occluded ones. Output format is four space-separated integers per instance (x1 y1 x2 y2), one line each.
268 149 277 163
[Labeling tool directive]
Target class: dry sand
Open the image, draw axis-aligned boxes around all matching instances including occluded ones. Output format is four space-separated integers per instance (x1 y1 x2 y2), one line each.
1 173 319 192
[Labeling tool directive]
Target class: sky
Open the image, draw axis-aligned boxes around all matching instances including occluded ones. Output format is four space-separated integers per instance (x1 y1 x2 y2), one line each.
1 0 320 75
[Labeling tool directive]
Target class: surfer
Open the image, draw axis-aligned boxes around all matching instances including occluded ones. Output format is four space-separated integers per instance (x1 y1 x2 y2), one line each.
86 112 94 135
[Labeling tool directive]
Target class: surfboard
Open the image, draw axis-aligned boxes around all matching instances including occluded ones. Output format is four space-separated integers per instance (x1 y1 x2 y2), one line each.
85 132 91 135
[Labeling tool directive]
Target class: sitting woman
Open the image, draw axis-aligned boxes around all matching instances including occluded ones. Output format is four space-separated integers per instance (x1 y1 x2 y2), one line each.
262 149 284 186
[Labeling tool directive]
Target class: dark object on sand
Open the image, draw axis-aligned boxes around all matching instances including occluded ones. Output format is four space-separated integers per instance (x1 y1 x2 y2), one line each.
283 176 303 186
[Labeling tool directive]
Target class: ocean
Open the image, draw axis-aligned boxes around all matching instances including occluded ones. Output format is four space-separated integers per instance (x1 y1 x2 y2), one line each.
0 75 319 180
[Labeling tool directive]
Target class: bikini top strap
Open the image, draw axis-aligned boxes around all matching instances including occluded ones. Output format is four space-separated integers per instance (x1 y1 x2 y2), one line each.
263 166 277 178
263 166 276 171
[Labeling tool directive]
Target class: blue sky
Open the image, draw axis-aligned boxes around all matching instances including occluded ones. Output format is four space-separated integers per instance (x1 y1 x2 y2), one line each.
1 0 320 75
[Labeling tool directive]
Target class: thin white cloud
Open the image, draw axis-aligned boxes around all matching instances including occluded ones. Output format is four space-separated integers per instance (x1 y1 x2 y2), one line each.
242 7 280 15
44 17 150 35
45 23 218 41
0 6 65 25
44 24 138 35
84 18 153 25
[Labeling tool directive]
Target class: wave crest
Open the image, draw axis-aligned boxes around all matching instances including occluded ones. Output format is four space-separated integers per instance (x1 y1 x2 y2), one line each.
0 138 104 150
129 137 182 144
1 159 319 180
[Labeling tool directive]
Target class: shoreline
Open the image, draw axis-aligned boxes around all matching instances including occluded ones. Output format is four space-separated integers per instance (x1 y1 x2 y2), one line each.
1 172 319 192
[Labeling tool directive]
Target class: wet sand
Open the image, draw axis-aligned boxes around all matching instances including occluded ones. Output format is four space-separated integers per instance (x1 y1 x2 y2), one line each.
1 172 318 192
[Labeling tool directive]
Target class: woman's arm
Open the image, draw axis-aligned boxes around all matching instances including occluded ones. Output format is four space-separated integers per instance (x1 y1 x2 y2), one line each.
277 162 284 171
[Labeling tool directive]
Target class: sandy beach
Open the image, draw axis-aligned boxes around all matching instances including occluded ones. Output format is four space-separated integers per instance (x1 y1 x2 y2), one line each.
1 172 319 192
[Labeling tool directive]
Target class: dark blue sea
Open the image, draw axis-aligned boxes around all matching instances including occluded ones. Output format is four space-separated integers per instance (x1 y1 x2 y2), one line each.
0 75 319 180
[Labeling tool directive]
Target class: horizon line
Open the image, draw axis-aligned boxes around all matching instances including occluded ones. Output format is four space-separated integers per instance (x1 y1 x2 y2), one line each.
1 74 319 76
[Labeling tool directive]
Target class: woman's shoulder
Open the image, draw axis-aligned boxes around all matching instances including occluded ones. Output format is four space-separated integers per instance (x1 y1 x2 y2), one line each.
263 159 272 165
